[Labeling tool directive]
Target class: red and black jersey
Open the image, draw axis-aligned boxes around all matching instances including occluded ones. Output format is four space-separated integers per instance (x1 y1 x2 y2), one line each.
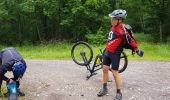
106 24 138 53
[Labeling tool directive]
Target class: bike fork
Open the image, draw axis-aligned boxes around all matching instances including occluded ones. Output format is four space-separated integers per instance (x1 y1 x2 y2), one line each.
80 52 91 71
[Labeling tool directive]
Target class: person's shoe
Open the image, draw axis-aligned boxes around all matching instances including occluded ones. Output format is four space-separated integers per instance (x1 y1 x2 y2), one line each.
97 86 108 97
114 93 122 100
17 89 25 96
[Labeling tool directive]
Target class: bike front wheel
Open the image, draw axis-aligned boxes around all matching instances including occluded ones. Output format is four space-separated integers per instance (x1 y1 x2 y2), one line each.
71 41 93 66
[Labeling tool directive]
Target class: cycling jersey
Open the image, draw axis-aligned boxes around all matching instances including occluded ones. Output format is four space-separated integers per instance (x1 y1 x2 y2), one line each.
106 24 138 53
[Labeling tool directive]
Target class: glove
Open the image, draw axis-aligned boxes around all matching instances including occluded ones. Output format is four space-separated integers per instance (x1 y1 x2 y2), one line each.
137 50 144 57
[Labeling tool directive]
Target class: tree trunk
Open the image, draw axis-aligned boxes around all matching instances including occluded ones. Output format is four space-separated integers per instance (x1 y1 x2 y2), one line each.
159 20 163 43
36 21 42 42
109 0 116 10
35 4 42 42
16 0 22 45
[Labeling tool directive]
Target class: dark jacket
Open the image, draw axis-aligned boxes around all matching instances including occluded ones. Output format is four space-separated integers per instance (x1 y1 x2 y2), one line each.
0 47 26 82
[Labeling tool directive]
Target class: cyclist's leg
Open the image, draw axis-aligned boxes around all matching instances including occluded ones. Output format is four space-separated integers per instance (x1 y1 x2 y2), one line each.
112 70 121 92
102 65 110 83
13 75 25 96
110 52 122 100
97 52 111 97
97 66 110 97
102 50 112 83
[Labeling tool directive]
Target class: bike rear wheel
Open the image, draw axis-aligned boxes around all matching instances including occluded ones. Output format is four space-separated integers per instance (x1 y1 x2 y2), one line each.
71 41 93 66
102 49 128 73
118 51 128 73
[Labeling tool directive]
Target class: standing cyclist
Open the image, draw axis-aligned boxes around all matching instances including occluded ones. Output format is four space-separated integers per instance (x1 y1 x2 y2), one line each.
0 47 26 96
97 9 144 100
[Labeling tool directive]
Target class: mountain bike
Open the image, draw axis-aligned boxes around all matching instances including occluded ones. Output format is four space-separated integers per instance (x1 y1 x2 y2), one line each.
7 81 18 100
71 41 128 80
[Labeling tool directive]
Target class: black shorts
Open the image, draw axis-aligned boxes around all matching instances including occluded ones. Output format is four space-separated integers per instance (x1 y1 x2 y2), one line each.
103 50 122 70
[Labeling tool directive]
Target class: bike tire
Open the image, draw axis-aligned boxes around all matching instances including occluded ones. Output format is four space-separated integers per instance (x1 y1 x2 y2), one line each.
118 51 128 73
71 41 93 66
8 93 18 100
102 49 128 73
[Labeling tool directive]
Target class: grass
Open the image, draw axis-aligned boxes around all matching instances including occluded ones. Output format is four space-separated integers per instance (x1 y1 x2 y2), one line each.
92 43 170 61
131 33 170 61
0 42 72 60
0 33 169 61
134 42 170 61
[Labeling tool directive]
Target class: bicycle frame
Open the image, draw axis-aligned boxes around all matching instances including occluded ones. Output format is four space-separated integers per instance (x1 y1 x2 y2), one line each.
80 51 103 80
71 41 128 80
80 50 128 80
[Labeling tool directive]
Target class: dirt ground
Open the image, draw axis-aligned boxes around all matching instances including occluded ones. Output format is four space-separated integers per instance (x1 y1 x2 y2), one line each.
2 60 170 100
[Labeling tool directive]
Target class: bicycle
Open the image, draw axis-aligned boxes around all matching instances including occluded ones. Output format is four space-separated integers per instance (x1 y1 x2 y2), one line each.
71 41 128 80
7 81 18 100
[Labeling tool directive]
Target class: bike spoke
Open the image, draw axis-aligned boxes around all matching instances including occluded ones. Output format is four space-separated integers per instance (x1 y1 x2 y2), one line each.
72 42 93 65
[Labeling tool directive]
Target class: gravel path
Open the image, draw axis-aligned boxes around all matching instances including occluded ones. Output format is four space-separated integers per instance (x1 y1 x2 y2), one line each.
12 60 170 100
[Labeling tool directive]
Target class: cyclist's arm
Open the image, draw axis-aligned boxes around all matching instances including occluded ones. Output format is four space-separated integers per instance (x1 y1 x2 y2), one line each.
126 33 139 52
122 24 139 52
0 65 10 82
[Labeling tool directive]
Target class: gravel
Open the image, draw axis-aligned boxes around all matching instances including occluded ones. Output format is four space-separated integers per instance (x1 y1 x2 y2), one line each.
16 60 170 100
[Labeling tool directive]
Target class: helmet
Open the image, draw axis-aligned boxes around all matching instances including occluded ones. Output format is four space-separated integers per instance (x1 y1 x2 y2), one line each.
12 61 26 76
109 9 127 19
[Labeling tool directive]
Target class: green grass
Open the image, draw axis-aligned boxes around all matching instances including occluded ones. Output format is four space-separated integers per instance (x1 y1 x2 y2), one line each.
133 42 170 61
92 43 170 61
131 33 170 61
133 33 155 43
0 42 72 60
0 39 170 61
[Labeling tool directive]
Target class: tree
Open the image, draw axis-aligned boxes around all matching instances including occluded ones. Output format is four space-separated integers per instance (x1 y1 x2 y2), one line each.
0 0 169 44
144 0 168 42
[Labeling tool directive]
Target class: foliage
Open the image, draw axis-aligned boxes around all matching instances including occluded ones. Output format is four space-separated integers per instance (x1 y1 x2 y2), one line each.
133 33 155 43
0 41 169 61
0 0 170 44
85 33 106 44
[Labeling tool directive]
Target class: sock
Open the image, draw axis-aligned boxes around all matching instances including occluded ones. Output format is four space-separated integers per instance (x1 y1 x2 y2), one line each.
117 89 121 93
103 83 107 88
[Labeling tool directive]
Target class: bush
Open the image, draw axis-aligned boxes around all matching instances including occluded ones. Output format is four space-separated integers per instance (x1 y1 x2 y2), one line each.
133 33 155 43
85 33 106 44
167 36 170 44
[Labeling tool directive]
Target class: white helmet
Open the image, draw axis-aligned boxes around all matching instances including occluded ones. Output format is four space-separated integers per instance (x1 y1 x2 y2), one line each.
109 9 127 19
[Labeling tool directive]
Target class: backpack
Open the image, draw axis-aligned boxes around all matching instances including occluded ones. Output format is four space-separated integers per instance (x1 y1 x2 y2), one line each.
122 24 135 52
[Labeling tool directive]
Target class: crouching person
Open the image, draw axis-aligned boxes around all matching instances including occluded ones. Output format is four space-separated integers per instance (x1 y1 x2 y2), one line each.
0 47 26 96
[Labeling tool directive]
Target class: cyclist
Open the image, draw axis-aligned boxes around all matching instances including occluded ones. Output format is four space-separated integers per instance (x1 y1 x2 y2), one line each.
97 9 144 100
0 47 26 96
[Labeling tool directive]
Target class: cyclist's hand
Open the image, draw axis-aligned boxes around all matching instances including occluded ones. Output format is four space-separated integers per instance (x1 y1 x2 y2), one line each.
7 78 14 84
17 75 23 81
9 78 14 83
137 50 144 57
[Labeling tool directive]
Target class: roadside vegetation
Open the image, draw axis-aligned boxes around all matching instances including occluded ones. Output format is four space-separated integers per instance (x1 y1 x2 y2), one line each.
0 34 169 61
